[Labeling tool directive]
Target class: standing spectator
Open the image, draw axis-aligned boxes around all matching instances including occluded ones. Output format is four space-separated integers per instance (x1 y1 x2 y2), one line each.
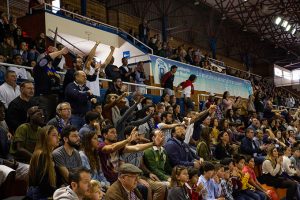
105 57 121 83
222 91 233 113
161 65 177 95
139 20 150 44
178 74 197 112
119 57 134 83
47 102 72 135
247 94 256 114
6 80 37 133
27 125 59 199
53 167 91 200
105 163 144 200
0 70 20 108
33 46 68 120
10 106 46 163
36 32 46 54
65 71 97 130
52 125 82 186
135 61 147 93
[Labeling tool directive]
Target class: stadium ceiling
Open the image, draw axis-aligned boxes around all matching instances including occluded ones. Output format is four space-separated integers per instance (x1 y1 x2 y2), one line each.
194 0 300 56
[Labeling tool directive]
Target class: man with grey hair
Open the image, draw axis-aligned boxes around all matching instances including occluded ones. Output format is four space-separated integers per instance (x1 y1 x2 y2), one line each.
47 102 72 134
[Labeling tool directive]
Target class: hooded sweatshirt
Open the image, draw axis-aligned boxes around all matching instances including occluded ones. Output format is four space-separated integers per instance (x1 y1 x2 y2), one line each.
53 186 79 200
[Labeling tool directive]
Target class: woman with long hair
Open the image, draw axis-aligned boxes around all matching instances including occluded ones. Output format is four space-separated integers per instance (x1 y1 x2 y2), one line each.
196 127 213 161
214 131 234 160
161 92 171 107
79 131 110 189
260 145 298 200
173 104 183 122
168 165 191 200
222 91 233 113
210 117 220 145
27 125 59 200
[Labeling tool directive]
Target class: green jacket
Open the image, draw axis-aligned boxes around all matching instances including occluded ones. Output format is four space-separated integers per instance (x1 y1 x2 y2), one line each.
143 146 172 181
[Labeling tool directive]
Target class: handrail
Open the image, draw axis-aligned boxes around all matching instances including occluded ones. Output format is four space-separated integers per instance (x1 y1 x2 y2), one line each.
43 3 153 54
0 62 164 90
48 29 85 55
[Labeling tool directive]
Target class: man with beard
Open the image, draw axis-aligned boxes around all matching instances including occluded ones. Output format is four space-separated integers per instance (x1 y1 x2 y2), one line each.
165 125 202 168
157 111 180 143
53 125 82 186
10 106 46 163
104 77 124 98
98 125 157 184
53 167 91 200
6 80 37 133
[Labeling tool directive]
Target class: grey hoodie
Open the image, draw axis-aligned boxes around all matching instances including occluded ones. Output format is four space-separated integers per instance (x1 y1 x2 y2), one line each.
53 186 79 200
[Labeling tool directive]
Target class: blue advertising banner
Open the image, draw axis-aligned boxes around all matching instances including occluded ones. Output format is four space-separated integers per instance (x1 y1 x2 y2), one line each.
150 55 253 98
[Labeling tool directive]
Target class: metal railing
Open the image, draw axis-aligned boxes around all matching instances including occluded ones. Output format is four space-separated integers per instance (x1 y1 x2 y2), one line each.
0 62 164 95
43 3 153 54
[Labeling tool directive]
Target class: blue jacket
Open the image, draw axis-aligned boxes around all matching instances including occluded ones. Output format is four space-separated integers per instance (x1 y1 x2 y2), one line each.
240 136 262 155
165 137 199 167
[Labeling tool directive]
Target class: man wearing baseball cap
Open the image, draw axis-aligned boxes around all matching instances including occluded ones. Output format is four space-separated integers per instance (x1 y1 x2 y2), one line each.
105 163 143 200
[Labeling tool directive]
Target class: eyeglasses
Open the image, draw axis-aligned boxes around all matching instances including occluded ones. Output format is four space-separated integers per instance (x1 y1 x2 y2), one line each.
60 108 71 111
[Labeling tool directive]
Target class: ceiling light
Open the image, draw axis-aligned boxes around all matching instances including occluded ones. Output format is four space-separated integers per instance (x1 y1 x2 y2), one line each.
281 20 288 28
242 26 247 32
221 14 226 20
286 24 291 31
291 28 296 35
194 0 200 5
275 17 282 25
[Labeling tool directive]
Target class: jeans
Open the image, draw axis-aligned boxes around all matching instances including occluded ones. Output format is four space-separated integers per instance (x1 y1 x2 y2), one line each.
27 186 48 200
242 190 267 200
163 88 174 96
137 183 148 200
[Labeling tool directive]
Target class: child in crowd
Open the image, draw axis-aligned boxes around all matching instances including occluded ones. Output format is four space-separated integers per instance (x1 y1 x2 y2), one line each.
187 167 204 200
168 165 191 200
84 180 104 200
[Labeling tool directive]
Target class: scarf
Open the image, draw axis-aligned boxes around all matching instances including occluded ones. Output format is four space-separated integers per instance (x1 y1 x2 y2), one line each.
181 80 194 94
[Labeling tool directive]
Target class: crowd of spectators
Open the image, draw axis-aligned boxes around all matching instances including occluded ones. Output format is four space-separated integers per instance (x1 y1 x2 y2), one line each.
2 8 300 200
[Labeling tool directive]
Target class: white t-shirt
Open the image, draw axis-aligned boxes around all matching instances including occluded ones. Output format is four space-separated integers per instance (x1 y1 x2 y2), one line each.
182 86 192 98
85 67 100 97
184 122 194 144
8 66 28 80
0 82 20 108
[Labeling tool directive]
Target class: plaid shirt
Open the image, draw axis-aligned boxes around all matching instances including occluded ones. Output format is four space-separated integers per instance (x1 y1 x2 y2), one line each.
220 179 234 200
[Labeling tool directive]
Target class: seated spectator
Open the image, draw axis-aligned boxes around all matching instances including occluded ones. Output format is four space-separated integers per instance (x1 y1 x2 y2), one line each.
242 157 277 199
8 54 28 81
65 71 97 130
79 111 101 138
196 127 214 161
138 105 156 138
47 102 72 135
161 93 171 107
210 117 220 145
86 180 104 200
105 163 144 200
157 111 179 143
290 146 300 173
79 131 110 189
197 162 223 200
165 125 201 168
143 129 172 182
240 128 266 164
52 125 82 186
98 125 154 184
122 126 167 200
6 80 37 133
13 42 28 64
27 125 59 199
260 145 298 200
167 165 190 200
0 35 13 59
10 106 45 163
53 167 91 200
0 101 11 159
214 131 234 160
282 146 300 182
233 155 267 200
0 70 20 108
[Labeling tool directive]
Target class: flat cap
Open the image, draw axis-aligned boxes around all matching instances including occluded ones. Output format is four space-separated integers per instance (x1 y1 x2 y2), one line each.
119 163 142 174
